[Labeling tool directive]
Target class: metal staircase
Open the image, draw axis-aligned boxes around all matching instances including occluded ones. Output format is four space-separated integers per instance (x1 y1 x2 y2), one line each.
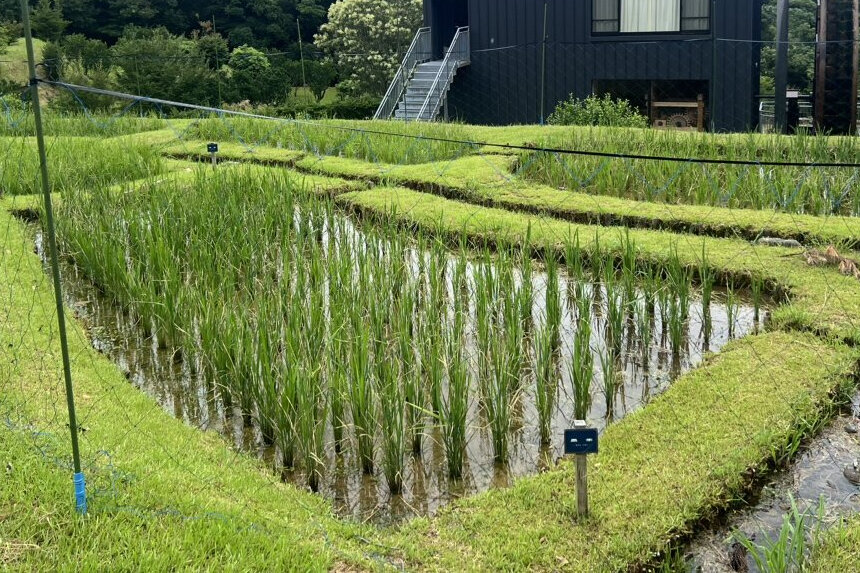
375 27 470 122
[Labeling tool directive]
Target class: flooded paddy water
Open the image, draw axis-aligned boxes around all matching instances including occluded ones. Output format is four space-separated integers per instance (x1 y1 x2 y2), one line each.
35 212 766 523
28 167 768 523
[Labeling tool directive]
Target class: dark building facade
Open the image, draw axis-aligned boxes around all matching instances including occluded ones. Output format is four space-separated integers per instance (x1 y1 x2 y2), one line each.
423 0 763 131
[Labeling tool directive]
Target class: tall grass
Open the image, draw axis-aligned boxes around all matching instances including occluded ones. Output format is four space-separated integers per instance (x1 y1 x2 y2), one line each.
0 136 163 196
184 117 476 164
0 109 166 137
732 495 825 573
520 128 860 216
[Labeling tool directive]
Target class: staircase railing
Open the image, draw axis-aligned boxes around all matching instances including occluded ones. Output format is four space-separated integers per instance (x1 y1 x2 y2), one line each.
374 27 432 120
416 27 470 121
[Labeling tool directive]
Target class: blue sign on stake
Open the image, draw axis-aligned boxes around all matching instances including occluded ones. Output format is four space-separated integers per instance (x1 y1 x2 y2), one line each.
207 142 219 153
564 427 598 455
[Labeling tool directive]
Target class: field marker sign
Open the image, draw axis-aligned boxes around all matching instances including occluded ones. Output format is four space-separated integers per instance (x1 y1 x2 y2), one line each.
564 420 598 518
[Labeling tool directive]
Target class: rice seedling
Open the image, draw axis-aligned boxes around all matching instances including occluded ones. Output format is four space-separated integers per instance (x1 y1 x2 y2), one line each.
520 127 860 216
474 255 494 383
603 264 626 354
699 243 715 336
296 359 327 492
377 344 406 494
398 280 425 456
667 245 691 322
726 280 740 338
599 346 621 421
348 312 375 475
544 252 562 349
635 297 653 360
533 323 558 446
752 276 764 324
564 231 586 302
486 331 512 463
570 296 594 421
667 297 685 357
275 364 299 472
590 230 604 280
442 292 469 478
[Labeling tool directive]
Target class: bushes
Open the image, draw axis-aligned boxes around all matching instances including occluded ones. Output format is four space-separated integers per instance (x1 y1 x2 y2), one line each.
276 95 378 119
548 93 648 128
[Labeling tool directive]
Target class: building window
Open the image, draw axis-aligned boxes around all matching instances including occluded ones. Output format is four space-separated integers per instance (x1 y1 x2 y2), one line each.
592 0 710 34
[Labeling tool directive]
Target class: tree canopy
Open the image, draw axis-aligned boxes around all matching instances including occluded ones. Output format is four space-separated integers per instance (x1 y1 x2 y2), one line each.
0 0 334 50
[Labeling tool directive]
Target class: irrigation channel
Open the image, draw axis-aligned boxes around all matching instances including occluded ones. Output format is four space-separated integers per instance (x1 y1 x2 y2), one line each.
32 172 765 522
686 391 860 572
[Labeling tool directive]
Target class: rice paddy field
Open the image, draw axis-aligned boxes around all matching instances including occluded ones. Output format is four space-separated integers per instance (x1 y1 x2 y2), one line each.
2 112 860 571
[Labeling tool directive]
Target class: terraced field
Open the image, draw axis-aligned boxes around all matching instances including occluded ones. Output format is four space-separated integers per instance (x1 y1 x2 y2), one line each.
1 116 859 571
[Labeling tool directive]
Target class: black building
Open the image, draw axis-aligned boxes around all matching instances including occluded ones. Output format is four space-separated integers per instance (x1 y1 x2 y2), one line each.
421 0 762 131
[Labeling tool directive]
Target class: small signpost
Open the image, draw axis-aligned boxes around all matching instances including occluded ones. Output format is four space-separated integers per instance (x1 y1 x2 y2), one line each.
564 420 598 518
207 142 219 167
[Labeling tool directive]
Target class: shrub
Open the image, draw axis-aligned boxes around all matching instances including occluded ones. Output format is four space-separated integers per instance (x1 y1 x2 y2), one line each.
548 93 648 128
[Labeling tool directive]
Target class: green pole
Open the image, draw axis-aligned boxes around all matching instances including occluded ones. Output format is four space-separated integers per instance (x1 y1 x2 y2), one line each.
20 0 87 514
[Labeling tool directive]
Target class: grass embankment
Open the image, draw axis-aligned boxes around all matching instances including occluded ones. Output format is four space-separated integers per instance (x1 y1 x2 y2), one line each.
0 204 376 570
153 137 860 249
386 331 856 570
338 187 860 345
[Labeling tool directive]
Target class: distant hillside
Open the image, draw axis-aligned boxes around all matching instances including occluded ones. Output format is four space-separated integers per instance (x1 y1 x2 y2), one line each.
1 37 45 87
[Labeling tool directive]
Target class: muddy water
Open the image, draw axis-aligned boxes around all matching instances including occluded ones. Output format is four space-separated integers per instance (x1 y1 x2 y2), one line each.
36 228 766 524
685 393 860 572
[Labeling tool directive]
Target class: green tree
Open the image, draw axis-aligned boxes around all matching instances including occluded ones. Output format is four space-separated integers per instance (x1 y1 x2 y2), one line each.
30 0 67 41
315 0 422 96
305 60 336 101
112 26 220 105
760 0 818 94
226 44 270 102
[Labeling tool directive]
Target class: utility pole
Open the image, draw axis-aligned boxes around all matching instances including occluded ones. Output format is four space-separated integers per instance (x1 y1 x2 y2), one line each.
774 0 790 133
297 19 308 94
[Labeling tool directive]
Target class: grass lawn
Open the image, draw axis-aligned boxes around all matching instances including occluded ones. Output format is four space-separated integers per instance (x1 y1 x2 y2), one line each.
0 38 44 86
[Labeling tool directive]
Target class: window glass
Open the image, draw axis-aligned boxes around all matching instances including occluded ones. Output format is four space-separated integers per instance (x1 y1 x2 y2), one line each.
621 0 680 33
593 0 620 33
593 0 710 34
681 0 710 31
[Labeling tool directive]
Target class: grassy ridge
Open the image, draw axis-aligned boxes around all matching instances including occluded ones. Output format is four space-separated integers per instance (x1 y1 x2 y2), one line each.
154 138 860 249
338 187 860 345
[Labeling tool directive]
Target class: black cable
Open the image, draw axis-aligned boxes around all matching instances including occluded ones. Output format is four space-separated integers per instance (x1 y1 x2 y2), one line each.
39 78 860 169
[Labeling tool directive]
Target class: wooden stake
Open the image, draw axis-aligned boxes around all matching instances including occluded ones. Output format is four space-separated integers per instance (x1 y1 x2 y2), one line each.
576 453 588 518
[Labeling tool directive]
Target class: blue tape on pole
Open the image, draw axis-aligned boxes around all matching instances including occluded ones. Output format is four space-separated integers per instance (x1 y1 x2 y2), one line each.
73 472 87 514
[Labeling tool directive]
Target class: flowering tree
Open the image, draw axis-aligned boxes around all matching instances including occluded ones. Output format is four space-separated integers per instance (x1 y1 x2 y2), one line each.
315 0 422 97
